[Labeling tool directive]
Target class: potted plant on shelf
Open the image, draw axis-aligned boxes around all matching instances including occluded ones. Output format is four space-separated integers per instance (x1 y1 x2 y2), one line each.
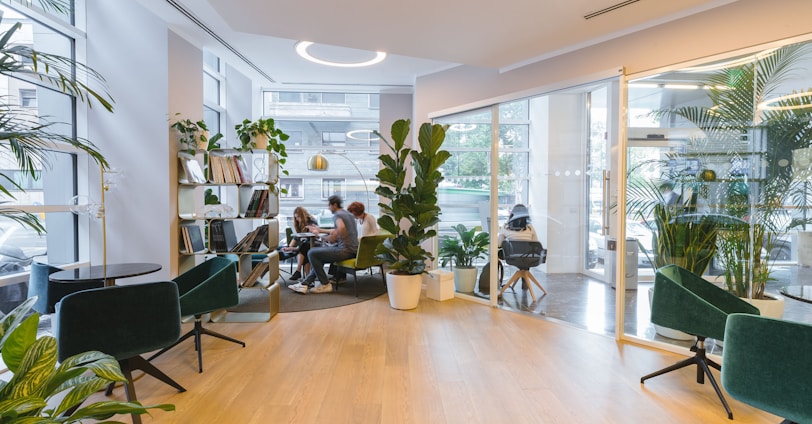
439 223 489 293
0 298 174 422
170 115 222 153
375 119 451 310
235 117 290 176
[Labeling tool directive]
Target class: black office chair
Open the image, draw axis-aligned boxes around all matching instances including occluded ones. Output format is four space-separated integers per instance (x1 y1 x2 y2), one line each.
56 281 185 424
28 262 103 314
149 256 245 372
640 264 760 420
498 240 547 302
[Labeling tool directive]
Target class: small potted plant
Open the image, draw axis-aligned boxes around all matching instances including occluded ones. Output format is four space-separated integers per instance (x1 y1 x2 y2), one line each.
439 223 490 293
171 115 222 153
235 117 290 175
375 119 451 309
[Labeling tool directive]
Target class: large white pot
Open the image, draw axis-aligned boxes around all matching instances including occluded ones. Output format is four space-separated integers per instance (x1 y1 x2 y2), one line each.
743 293 785 319
386 273 422 310
453 267 478 293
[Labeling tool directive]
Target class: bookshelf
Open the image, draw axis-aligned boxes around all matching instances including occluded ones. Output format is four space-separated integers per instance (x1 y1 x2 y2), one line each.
177 148 281 288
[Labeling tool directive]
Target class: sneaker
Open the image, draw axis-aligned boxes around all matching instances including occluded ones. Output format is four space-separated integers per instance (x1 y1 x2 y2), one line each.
310 282 333 294
288 282 308 294
290 270 302 281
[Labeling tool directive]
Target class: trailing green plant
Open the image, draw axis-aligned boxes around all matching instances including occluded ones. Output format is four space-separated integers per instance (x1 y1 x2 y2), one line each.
170 115 223 154
439 224 489 269
374 119 451 275
0 0 115 234
234 117 289 175
0 298 174 422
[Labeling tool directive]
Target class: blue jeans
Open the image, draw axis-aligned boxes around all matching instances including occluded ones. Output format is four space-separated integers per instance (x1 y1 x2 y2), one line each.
304 246 356 285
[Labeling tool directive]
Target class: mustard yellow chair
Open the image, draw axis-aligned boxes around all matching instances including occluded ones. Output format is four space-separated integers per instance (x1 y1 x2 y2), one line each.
334 234 391 297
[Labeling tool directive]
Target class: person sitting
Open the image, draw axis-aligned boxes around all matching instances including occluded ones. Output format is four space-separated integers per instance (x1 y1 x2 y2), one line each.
279 206 317 280
347 201 378 238
497 204 539 290
289 195 358 294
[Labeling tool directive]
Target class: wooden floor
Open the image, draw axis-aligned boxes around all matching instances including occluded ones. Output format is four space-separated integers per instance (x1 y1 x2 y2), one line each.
96 293 781 423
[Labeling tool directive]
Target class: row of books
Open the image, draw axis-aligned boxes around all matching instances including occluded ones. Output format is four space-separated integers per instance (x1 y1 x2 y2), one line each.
231 224 268 253
210 154 251 184
244 189 269 217
241 258 269 287
180 224 206 253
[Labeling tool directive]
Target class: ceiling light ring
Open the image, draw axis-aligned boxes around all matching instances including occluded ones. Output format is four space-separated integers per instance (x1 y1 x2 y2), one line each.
295 41 387 68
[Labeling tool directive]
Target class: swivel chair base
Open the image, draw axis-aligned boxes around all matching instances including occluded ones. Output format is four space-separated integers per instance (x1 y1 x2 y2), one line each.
498 269 547 302
641 337 733 420
104 355 186 424
149 316 245 373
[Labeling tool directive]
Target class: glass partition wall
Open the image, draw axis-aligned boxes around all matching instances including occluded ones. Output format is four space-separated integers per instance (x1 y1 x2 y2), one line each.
624 40 812 348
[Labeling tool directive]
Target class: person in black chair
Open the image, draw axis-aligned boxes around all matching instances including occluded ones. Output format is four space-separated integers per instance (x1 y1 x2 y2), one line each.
497 204 538 290
279 206 318 280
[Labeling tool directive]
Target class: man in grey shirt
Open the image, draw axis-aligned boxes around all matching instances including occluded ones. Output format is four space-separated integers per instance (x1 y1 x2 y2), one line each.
289 195 358 294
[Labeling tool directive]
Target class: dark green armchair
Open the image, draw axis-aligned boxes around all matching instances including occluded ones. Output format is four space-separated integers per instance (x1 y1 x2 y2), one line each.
722 313 812 424
29 262 103 314
56 281 185 424
640 264 759 420
148 256 245 373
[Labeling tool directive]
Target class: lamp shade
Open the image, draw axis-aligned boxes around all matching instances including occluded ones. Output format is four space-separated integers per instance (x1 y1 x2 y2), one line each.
308 153 329 171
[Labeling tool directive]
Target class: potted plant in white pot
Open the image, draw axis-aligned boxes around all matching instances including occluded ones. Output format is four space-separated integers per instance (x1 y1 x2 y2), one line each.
439 223 489 293
235 117 290 178
374 119 450 310
171 116 222 153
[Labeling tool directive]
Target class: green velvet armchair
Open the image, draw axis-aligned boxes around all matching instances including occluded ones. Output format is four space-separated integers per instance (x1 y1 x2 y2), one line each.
640 264 760 420
28 262 103 314
56 281 185 424
148 256 245 373
722 313 812 424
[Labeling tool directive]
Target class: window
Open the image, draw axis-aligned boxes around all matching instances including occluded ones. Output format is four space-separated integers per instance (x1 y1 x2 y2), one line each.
19 89 36 108
321 178 344 198
280 178 303 199
322 131 346 147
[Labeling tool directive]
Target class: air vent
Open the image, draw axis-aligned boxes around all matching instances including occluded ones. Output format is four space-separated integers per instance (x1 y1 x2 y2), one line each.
584 0 642 20
165 0 275 83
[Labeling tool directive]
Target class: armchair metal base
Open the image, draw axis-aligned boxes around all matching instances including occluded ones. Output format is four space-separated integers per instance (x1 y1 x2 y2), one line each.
149 316 245 373
104 355 186 424
498 270 547 302
641 337 733 420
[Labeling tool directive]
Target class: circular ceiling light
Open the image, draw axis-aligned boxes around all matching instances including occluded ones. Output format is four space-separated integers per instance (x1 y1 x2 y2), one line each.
758 91 812 111
295 41 387 68
346 129 380 141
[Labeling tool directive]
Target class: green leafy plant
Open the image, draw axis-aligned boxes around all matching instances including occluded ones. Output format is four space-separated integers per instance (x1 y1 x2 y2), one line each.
374 119 451 275
439 224 489 269
171 115 223 154
0 298 174 422
234 117 289 175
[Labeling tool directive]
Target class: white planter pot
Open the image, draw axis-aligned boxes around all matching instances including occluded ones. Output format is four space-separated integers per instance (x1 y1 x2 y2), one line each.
743 293 785 319
386 273 422 310
648 287 694 341
453 267 478 293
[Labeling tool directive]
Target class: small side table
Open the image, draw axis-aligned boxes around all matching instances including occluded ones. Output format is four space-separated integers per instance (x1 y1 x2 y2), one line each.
50 263 162 287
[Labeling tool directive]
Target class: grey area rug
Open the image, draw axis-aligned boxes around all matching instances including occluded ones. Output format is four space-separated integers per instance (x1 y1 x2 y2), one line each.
230 272 387 314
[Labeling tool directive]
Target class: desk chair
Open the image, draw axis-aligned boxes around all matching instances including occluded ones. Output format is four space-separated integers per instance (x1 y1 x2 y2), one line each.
498 240 547 302
149 257 245 373
28 262 103 315
334 234 391 297
640 264 759 420
56 281 185 424
722 313 812 424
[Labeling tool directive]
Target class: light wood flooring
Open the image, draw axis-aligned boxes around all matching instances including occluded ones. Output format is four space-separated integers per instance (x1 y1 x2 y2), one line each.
94 293 781 423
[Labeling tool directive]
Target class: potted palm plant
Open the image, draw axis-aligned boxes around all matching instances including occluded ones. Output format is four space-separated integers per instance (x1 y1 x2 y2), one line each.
439 223 489 293
374 119 451 310
0 298 174 422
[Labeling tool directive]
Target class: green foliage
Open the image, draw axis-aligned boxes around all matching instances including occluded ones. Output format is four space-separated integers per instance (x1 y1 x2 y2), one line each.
374 119 451 275
170 115 223 154
438 224 489 268
0 298 174 422
234 117 289 175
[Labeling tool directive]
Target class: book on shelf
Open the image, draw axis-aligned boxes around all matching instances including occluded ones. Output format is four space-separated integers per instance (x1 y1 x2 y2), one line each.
180 223 206 253
210 220 238 252
241 258 269 288
230 224 268 253
244 189 269 217
234 155 251 183
178 154 206 184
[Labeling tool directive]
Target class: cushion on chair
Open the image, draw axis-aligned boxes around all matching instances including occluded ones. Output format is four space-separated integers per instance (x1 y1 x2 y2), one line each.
722 313 812 424
651 265 759 341
501 240 546 269
56 281 181 361
172 256 239 317
336 234 390 271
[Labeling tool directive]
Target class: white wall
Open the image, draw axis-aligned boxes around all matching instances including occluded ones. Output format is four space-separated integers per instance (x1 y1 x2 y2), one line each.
86 0 172 282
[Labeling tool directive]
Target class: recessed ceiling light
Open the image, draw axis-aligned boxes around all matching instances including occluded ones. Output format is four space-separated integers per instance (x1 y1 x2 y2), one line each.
295 41 387 68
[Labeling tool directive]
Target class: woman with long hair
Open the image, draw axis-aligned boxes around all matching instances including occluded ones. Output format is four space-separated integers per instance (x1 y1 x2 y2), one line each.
282 206 318 280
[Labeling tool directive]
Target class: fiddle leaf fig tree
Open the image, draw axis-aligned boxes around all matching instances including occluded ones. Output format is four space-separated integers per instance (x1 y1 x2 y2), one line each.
375 119 451 275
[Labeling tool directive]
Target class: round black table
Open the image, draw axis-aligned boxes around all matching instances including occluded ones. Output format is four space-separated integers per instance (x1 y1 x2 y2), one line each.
50 262 162 287
780 285 812 304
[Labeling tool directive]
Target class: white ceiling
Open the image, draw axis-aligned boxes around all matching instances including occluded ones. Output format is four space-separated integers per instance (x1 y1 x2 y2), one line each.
136 0 738 91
